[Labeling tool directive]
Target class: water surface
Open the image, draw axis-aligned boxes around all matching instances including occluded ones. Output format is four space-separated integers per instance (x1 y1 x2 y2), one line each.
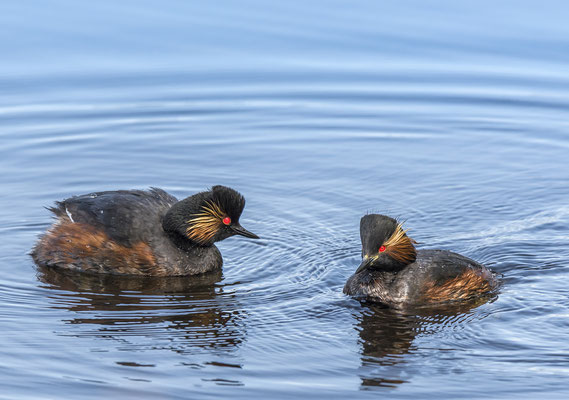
1 1 569 398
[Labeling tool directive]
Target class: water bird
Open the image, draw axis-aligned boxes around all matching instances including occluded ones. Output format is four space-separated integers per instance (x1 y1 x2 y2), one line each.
32 185 259 276
344 214 498 307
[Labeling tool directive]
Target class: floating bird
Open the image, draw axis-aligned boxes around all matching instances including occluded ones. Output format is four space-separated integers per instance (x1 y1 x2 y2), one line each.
344 214 498 307
32 185 259 276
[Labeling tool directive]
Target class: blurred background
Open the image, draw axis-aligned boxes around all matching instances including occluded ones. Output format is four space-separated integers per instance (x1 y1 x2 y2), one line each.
1 1 569 399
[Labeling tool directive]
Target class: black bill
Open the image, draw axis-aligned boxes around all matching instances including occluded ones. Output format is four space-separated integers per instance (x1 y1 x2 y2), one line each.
231 224 260 239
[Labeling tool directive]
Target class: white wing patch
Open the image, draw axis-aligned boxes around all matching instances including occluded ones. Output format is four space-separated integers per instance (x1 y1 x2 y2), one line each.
65 207 75 223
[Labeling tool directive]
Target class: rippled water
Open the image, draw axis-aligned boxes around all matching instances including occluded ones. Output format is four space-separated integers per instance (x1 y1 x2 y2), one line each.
2 1 569 398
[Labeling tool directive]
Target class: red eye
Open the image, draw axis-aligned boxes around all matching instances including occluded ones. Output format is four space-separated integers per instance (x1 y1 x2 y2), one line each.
379 245 386 253
222 217 231 225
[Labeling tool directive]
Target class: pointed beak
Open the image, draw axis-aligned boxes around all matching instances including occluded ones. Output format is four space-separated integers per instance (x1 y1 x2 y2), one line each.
355 256 373 274
231 224 260 239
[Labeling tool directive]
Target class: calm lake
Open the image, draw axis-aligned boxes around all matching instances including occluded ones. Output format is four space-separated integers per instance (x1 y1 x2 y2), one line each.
1 1 569 398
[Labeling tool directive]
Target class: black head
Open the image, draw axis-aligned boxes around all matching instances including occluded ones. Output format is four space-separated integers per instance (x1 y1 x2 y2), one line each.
356 214 417 273
163 185 259 246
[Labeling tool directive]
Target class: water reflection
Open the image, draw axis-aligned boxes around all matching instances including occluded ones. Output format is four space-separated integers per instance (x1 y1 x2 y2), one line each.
37 267 247 353
355 297 496 389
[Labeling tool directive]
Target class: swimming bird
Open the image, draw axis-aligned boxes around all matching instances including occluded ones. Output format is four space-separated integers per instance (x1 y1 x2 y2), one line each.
32 185 259 276
343 214 498 307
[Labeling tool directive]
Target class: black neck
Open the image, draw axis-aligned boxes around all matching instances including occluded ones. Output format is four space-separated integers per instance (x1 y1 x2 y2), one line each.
166 229 211 250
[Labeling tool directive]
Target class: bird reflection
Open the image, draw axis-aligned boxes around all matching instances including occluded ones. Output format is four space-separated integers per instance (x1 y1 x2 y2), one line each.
37 266 247 353
355 295 497 389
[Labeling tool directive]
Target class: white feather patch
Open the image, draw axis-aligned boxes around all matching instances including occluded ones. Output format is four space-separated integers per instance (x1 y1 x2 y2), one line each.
65 207 75 223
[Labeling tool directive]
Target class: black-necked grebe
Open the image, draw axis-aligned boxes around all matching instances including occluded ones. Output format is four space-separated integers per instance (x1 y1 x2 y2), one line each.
32 185 259 276
343 214 498 307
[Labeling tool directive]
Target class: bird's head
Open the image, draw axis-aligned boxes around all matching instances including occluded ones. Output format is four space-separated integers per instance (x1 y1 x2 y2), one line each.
163 185 259 246
356 214 417 274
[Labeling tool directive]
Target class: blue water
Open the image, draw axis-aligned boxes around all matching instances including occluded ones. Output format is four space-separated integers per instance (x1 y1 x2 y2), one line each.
1 1 569 398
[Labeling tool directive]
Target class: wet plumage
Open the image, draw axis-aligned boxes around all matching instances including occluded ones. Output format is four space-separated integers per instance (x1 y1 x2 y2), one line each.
344 214 498 307
32 186 259 276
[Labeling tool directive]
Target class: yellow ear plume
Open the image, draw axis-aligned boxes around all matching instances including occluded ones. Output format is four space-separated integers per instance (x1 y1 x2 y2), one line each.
186 200 225 244
383 222 417 265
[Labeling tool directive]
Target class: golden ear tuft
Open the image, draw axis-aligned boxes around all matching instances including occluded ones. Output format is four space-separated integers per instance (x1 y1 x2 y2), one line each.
186 200 225 244
383 222 417 265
